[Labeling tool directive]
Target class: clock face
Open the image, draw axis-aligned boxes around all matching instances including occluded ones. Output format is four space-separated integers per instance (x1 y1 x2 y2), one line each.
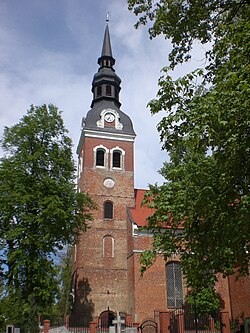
104 112 115 123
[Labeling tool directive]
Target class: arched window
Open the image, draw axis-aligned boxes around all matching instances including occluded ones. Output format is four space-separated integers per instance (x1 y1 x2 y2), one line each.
166 262 183 308
96 149 105 167
103 235 114 258
104 201 113 219
110 147 125 170
94 145 109 168
97 86 102 97
113 151 121 168
106 85 112 96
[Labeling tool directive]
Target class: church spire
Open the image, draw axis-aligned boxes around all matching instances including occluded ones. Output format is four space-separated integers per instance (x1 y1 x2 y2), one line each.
98 17 115 68
100 13 113 58
91 18 121 108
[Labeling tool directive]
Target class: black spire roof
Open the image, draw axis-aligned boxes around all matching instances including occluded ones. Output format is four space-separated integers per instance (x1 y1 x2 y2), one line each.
100 22 113 59
90 20 121 109
77 20 136 154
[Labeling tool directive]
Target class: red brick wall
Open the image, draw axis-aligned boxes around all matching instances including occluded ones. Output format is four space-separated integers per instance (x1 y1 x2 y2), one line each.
71 135 135 325
82 137 134 171
128 233 187 323
132 252 167 322
228 271 250 319
214 275 231 316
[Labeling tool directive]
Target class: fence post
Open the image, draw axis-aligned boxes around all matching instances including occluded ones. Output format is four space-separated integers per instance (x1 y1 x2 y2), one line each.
133 323 140 332
209 317 215 332
126 314 132 327
209 316 215 332
220 311 230 333
176 310 184 333
159 310 170 333
90 321 97 333
43 320 50 333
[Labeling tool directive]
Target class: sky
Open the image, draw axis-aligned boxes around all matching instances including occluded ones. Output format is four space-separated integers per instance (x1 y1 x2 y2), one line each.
0 0 199 189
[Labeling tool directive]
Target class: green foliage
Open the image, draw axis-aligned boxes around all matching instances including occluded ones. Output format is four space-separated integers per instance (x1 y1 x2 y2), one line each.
48 246 73 323
128 0 249 69
129 0 250 294
0 104 96 331
186 288 220 315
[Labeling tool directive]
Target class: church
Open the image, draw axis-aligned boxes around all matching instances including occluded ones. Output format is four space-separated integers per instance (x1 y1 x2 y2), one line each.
70 22 250 327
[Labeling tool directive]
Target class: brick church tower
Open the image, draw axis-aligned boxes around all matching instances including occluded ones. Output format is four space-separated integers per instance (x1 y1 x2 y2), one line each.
71 21 136 325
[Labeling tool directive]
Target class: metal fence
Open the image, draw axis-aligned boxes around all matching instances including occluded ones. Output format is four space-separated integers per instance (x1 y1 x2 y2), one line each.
170 305 221 333
69 327 90 333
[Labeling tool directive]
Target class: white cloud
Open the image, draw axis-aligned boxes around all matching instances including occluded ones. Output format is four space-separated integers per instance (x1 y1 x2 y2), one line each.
0 0 169 189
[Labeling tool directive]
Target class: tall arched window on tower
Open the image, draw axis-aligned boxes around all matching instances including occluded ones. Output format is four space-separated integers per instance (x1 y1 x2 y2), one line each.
104 201 113 219
96 149 105 167
94 145 109 168
166 262 184 308
113 150 121 168
110 147 125 170
103 235 114 258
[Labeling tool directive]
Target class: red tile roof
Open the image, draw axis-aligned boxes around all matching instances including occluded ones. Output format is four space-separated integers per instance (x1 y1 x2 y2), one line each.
128 189 155 227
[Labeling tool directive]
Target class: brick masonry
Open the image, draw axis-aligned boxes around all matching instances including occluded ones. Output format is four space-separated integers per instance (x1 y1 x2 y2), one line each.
71 134 135 325
71 103 250 327
228 271 250 319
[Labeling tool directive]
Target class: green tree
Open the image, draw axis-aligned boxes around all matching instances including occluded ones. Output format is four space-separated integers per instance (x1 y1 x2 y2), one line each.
0 104 95 332
47 246 73 324
186 288 220 316
128 0 250 298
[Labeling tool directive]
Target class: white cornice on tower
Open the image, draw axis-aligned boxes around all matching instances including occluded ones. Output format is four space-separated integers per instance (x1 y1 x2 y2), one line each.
83 129 136 142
